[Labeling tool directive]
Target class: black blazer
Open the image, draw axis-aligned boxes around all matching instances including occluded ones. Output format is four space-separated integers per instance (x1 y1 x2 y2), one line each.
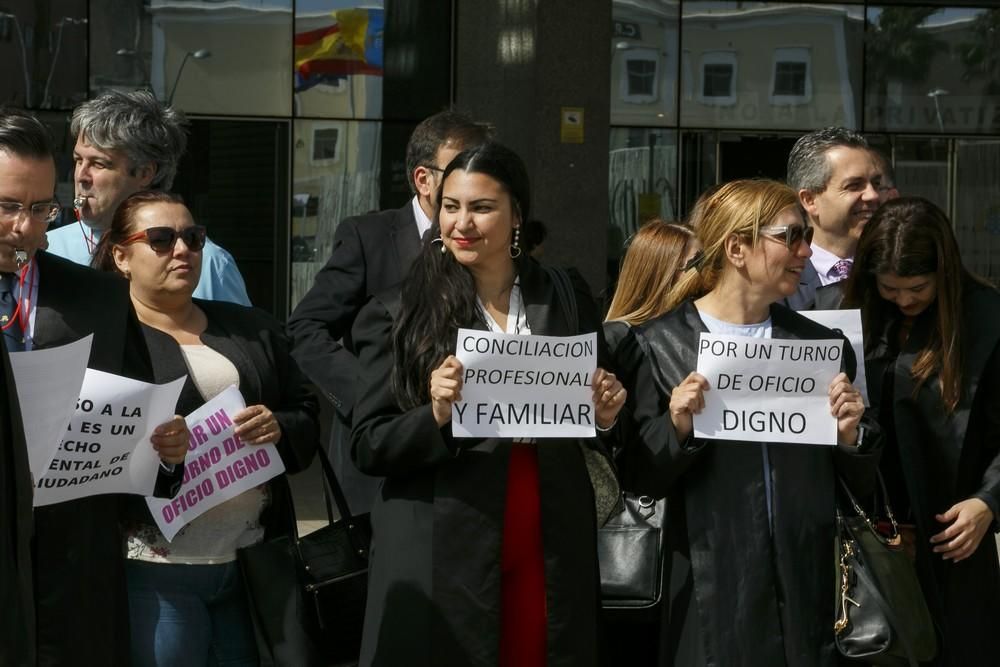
287 204 422 512
622 301 879 667
350 258 616 667
31 251 140 667
134 299 319 538
0 340 33 667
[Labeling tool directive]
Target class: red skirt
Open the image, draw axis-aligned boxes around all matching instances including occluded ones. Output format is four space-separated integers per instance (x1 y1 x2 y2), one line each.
499 443 547 667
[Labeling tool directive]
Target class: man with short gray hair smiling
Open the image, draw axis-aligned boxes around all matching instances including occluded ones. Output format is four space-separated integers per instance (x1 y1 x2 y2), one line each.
46 90 251 305
785 126 881 310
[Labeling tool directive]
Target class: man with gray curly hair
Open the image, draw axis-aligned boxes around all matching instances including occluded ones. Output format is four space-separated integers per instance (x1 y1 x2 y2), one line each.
784 126 881 310
46 90 250 305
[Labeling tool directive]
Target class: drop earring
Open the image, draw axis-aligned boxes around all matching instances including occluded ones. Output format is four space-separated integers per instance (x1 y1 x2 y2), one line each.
509 226 522 259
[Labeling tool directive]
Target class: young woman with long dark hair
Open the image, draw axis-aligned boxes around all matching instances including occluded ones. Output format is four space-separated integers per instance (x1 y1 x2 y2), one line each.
350 142 625 666
842 196 1000 665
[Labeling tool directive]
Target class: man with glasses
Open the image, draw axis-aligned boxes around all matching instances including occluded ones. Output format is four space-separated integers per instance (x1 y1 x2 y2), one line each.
45 90 251 306
785 126 882 310
0 108 186 666
288 110 492 513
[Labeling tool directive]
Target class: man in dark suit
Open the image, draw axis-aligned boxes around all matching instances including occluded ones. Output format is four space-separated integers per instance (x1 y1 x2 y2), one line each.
288 110 492 513
785 127 881 311
0 108 188 666
0 109 39 667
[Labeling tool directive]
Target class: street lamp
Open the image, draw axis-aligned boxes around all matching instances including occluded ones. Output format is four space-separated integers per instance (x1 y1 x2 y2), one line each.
927 88 949 133
167 48 211 106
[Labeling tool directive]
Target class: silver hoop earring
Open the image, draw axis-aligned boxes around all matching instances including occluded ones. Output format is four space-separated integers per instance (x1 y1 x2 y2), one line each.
509 227 522 259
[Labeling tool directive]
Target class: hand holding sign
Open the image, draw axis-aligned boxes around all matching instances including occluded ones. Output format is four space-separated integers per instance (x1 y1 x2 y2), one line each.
431 355 465 427
828 372 864 446
591 368 626 429
669 372 710 442
151 415 190 464
233 404 282 445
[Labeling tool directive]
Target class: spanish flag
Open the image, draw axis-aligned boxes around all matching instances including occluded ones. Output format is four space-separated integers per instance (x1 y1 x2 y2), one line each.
295 8 384 92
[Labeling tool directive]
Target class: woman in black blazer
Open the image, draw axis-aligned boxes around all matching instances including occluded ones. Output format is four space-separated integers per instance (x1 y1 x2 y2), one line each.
91 190 318 667
620 180 877 666
842 197 1000 665
350 142 625 667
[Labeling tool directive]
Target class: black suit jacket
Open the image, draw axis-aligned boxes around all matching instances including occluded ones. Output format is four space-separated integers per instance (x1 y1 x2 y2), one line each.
131 299 319 539
31 251 181 667
784 260 845 311
287 203 422 513
0 340 33 667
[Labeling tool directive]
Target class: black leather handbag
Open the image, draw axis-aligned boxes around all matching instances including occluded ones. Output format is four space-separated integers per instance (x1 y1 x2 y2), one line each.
239 447 371 667
598 493 665 611
834 475 936 667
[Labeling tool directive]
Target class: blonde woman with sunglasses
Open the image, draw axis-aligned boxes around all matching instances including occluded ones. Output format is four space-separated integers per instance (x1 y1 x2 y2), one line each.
617 179 878 666
91 190 319 667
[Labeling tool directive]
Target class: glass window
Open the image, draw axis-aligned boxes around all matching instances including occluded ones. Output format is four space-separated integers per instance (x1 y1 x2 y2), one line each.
681 2 864 130
90 0 294 116
294 1 384 119
865 6 1000 134
0 1 87 110
608 128 678 259
955 139 1000 281
701 54 737 104
171 119 290 316
623 51 659 101
291 119 381 309
771 47 812 104
611 0 679 126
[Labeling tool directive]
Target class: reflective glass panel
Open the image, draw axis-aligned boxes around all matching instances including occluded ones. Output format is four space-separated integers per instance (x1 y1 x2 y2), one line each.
0 0 87 110
608 128 678 263
865 7 1000 134
291 119 381 308
680 2 864 130
610 0 679 126
91 0 293 116
955 139 1000 281
294 1 384 119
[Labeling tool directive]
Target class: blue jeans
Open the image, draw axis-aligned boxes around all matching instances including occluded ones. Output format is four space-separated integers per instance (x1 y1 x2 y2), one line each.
126 560 259 667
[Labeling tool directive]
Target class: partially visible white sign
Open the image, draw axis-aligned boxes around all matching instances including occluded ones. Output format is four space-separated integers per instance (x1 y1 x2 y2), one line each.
802 309 868 406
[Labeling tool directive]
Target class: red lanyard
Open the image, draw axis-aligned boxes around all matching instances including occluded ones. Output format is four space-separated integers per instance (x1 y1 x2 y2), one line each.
75 207 97 253
2 259 35 335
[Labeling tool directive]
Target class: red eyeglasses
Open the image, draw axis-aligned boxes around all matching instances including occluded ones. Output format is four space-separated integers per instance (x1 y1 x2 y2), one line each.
121 225 207 253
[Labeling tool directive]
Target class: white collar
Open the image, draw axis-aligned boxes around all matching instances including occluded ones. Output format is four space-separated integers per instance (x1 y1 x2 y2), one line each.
411 196 433 240
809 243 852 286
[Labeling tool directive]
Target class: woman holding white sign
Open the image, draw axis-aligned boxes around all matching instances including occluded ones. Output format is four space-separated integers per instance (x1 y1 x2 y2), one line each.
842 197 1000 664
92 191 319 667
350 141 625 667
620 179 877 666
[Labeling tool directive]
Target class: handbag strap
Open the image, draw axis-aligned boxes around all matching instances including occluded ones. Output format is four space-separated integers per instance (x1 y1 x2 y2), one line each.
545 266 579 333
837 471 900 543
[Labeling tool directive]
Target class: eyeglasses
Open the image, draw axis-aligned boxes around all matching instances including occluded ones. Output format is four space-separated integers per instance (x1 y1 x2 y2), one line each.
121 225 207 253
0 201 61 224
759 224 813 250
423 164 445 174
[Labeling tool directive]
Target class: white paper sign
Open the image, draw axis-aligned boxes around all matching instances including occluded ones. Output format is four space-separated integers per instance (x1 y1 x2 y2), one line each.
453 329 597 439
147 385 286 541
9 335 93 479
801 309 869 406
33 370 186 506
693 334 843 445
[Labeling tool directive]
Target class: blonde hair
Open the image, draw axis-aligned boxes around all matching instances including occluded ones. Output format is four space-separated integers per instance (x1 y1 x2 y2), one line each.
606 220 696 326
664 179 800 312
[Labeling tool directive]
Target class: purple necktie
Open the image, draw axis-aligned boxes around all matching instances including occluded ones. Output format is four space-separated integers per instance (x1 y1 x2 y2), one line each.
829 259 853 282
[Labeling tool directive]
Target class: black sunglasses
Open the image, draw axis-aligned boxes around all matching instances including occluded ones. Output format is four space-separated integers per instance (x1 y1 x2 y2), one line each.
122 225 207 253
759 224 813 250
